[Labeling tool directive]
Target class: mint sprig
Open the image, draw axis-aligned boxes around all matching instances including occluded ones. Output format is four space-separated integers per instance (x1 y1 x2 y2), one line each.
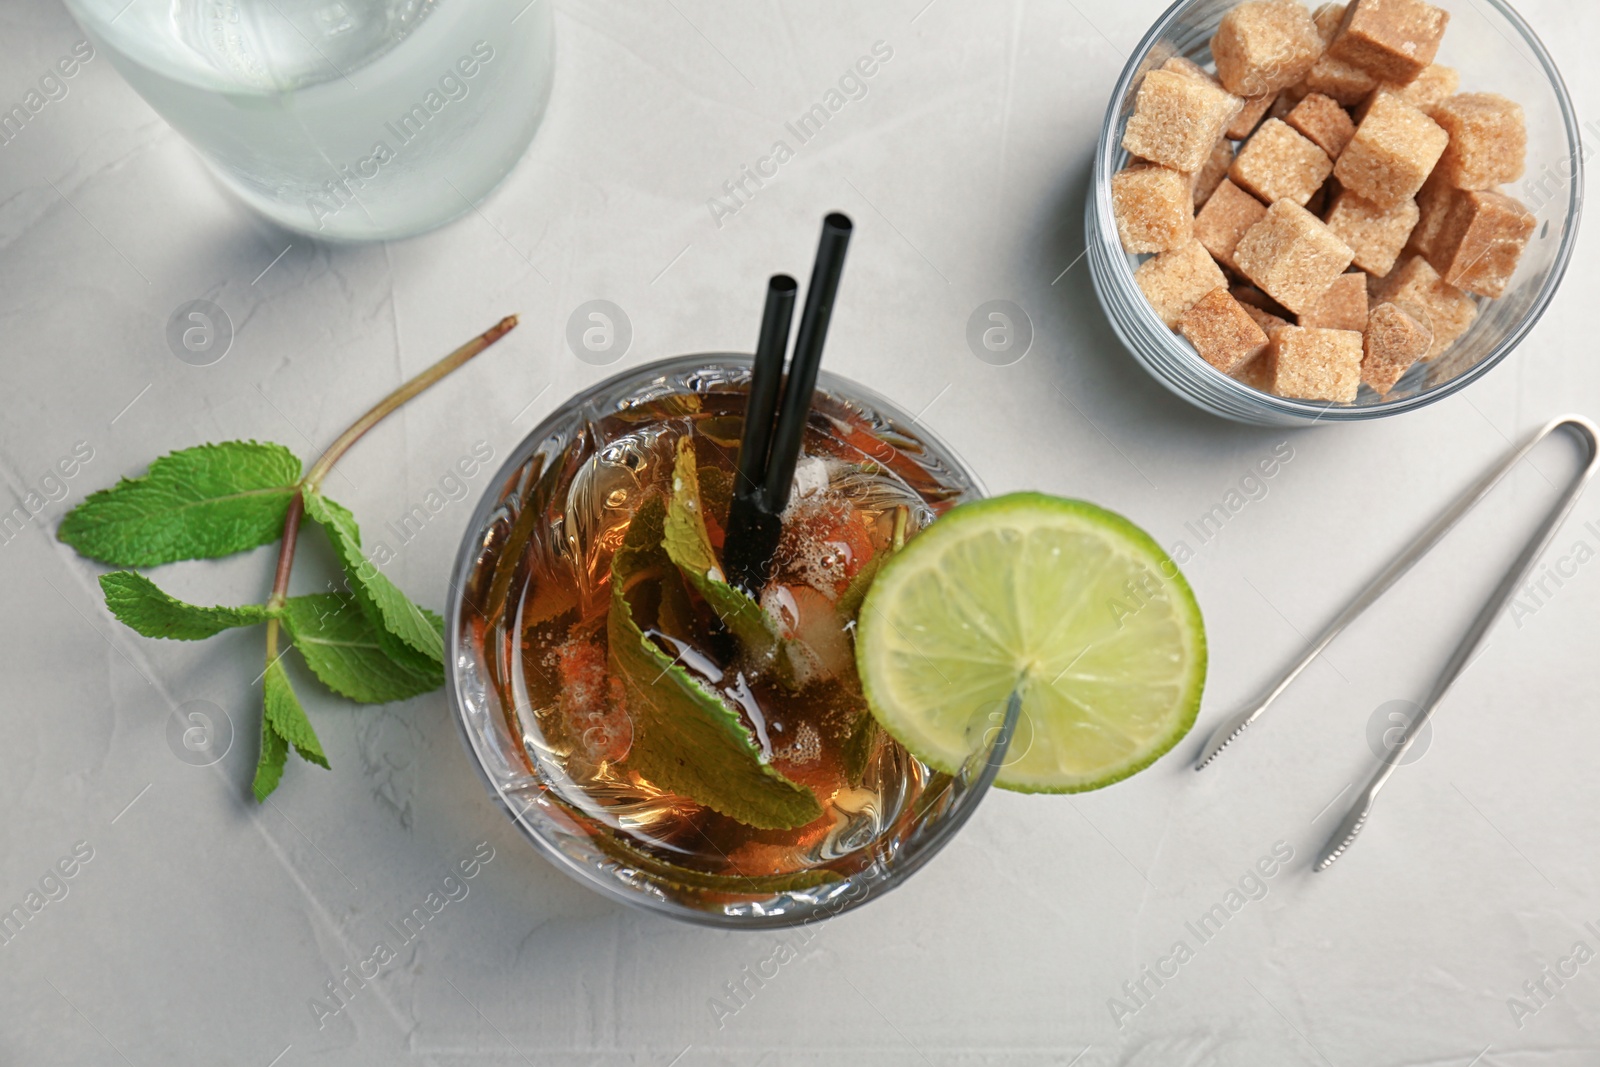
58 317 519 800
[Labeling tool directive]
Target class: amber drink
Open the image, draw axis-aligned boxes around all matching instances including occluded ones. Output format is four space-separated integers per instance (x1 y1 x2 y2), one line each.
447 357 1000 925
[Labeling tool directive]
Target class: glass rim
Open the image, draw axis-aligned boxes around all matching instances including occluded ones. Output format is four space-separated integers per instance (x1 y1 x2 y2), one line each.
1090 0 1585 422
444 353 996 928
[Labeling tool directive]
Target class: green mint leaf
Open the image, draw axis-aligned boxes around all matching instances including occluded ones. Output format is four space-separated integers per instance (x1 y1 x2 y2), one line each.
609 494 820 830
696 463 734 529
694 415 744 449
301 490 445 665
253 715 289 803
59 441 302 566
280 594 443 704
836 503 905 624
264 656 329 771
98 571 270 640
835 553 884 624
661 438 783 663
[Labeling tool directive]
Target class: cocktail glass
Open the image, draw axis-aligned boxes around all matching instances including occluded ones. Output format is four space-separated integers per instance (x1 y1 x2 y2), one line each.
447 355 1013 927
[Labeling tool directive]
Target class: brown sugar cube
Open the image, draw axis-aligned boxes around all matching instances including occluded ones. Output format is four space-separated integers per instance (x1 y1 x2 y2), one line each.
1298 271 1370 331
1178 288 1272 373
1158 57 1246 156
1334 92 1448 209
1264 325 1364 401
1305 7 1374 100
1328 0 1449 84
1227 93 1278 140
1234 277 1296 382
1312 2 1347 37
1387 64 1458 113
1405 172 1456 259
1232 283 1293 318
1362 301 1433 394
1193 138 1237 207
1304 5 1376 104
1350 86 1398 125
1162 56 1223 87
1318 174 1344 215
1286 92 1358 157
1194 179 1269 270
1432 94 1528 190
1229 119 1334 205
1159 60 1271 145
1234 297 1292 389
1112 164 1194 254
1324 188 1419 275
1269 82 1314 124
1303 54 1380 105
1211 2 1326 98
1234 199 1356 313
1123 69 1245 173
1242 301 1293 336
1302 3 1378 105
1305 182 1329 218
1375 255 1477 359
1135 240 1229 327
1427 189 1536 298
1234 352 1278 391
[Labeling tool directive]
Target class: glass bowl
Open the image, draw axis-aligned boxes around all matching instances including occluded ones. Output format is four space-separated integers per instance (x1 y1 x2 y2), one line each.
445 355 1006 928
1086 0 1583 425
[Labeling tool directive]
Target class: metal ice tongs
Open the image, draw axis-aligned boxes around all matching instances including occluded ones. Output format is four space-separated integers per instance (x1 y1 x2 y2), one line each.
1192 415 1600 871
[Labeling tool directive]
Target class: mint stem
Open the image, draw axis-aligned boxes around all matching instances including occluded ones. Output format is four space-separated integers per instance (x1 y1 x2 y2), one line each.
262 315 519 647
304 315 520 493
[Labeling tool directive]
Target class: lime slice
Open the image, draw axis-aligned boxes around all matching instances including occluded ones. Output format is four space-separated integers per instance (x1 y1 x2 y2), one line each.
856 493 1205 793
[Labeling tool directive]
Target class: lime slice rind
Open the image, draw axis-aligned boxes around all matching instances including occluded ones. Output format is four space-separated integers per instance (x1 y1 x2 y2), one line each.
856 493 1206 794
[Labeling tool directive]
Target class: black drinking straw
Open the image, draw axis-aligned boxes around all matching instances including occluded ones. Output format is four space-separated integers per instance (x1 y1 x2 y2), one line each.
721 213 854 596
763 212 853 512
724 275 797 593
734 275 797 501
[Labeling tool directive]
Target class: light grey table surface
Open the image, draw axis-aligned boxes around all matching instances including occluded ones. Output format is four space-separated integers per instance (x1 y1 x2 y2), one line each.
3 0 1599 1063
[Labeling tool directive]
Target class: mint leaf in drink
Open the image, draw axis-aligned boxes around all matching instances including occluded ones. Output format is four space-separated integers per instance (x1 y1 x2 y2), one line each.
610 494 820 830
697 463 734 527
836 504 906 623
59 442 301 566
280 593 442 703
661 438 780 660
834 554 883 624
301 490 445 665
694 415 744 449
99 571 272 640
264 657 328 770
